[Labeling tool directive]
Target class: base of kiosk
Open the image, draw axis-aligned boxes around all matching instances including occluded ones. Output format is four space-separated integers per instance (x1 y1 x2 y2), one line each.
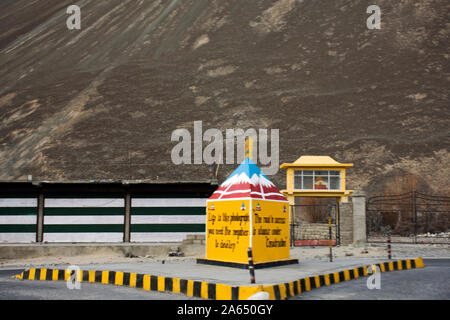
196 258 298 269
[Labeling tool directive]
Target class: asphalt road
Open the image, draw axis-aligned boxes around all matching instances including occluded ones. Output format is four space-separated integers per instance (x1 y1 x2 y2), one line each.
0 268 199 300
0 259 448 300
293 259 450 300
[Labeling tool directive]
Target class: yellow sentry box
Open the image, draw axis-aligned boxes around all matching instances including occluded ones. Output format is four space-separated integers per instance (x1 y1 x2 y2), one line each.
197 158 298 268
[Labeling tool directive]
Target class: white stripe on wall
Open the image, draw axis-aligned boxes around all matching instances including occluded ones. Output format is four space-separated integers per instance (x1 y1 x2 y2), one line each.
43 233 123 242
131 232 203 242
0 233 35 243
0 216 37 224
45 198 124 208
131 198 207 207
131 215 205 224
0 198 37 207
44 216 124 225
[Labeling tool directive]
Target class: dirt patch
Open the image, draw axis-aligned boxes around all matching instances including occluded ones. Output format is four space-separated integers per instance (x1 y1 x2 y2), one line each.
192 34 210 50
0 92 16 107
206 65 237 77
264 67 285 75
194 96 211 106
2 99 40 126
250 0 302 33
198 59 225 71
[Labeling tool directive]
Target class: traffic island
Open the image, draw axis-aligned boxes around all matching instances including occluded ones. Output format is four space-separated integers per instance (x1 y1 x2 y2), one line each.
14 257 424 300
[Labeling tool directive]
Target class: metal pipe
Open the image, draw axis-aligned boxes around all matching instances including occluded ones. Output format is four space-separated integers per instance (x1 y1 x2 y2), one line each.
328 209 333 262
412 191 417 244
36 192 44 243
387 233 392 260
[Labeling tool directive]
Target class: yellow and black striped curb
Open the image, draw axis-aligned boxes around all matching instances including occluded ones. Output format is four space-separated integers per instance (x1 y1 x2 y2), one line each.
14 257 424 300
15 267 235 300
259 257 424 300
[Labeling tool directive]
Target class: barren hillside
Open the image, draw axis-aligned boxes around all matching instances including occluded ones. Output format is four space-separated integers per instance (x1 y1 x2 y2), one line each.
0 0 449 196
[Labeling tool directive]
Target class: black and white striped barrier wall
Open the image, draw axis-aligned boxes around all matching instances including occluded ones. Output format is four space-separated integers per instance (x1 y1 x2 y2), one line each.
0 198 37 242
130 197 206 242
44 197 125 242
0 196 208 243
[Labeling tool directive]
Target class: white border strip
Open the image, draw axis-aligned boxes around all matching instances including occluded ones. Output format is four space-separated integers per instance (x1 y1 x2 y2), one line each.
0 216 37 224
131 198 207 207
0 234 35 242
44 216 124 225
0 198 37 207
131 215 205 224
45 198 124 208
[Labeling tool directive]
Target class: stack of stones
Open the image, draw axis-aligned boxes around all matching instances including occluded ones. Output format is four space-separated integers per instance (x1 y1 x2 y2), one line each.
295 222 336 240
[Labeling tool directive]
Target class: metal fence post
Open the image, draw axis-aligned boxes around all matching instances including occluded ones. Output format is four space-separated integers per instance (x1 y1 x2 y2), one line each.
290 204 295 248
411 191 417 244
328 216 333 262
387 232 392 259
123 191 131 242
336 199 341 245
328 205 333 262
36 190 44 243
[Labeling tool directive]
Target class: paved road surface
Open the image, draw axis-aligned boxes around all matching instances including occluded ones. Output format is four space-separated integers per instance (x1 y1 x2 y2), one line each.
0 269 199 300
293 259 450 300
0 259 448 300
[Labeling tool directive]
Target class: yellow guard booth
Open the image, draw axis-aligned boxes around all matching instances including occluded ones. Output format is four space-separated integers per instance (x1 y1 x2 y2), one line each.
280 155 354 245
280 155 354 205
197 157 298 268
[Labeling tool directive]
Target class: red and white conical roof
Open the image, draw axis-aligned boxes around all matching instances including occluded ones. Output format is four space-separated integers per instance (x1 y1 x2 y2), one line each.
209 158 287 201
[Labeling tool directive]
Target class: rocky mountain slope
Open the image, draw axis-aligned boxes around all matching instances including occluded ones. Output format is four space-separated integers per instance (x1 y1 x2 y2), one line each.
0 0 449 196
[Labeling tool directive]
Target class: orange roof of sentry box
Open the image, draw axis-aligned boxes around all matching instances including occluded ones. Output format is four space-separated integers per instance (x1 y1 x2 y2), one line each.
280 156 354 169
